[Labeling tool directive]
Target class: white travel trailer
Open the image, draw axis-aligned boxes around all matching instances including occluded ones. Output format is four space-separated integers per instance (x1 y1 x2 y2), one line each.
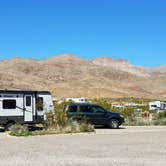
0 90 54 128
149 101 166 111
66 97 88 103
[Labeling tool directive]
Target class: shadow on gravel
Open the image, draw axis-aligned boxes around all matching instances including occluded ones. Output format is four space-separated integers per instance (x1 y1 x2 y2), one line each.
28 126 43 131
0 126 43 133
95 126 126 129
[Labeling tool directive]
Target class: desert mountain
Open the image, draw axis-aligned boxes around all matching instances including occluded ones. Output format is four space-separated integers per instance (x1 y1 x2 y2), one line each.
91 57 150 77
144 65 166 76
0 54 166 99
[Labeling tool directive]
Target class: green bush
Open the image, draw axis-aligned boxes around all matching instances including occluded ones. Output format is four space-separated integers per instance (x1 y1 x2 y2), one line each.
123 107 134 117
45 101 70 129
63 120 94 133
9 124 30 136
44 101 95 133
9 102 94 136
153 118 166 126
152 111 166 126
135 119 152 126
124 117 153 126
80 122 94 132
45 101 94 130
158 111 166 119
79 119 94 132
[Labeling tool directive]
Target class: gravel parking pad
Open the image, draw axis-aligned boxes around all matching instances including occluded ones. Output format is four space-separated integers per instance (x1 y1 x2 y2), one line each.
0 126 166 166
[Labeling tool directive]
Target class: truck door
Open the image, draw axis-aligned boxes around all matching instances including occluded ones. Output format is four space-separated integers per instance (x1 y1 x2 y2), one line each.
24 94 33 122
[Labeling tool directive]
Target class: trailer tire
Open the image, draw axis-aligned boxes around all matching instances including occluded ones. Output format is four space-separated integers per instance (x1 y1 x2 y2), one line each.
5 121 15 131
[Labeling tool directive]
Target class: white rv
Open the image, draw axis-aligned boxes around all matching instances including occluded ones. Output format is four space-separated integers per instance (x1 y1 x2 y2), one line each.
66 97 88 103
0 90 54 128
149 101 166 111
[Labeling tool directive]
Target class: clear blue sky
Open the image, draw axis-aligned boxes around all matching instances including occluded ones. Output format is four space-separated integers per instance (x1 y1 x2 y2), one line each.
0 0 166 67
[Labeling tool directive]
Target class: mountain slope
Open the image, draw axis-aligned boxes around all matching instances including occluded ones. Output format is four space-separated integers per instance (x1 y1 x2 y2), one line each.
0 54 165 99
91 57 150 77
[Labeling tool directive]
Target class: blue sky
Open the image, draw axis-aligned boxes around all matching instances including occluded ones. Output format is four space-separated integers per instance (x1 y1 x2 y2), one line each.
0 0 166 67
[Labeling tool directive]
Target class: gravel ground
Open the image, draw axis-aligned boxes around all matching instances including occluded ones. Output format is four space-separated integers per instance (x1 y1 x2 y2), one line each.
0 126 166 166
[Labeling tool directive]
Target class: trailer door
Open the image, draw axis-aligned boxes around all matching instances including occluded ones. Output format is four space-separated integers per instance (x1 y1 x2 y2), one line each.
24 94 33 122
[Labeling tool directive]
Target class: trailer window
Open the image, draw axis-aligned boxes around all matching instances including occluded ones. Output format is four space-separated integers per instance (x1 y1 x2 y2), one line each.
26 96 31 106
37 97 43 111
3 100 16 109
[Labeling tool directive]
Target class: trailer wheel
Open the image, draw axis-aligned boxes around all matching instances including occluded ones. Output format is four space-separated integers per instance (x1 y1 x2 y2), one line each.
5 121 15 131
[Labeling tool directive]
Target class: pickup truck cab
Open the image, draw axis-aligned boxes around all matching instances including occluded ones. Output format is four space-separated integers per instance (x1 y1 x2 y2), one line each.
64 103 124 129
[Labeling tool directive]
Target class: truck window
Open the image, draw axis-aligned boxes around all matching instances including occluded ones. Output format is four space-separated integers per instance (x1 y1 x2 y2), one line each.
92 106 106 113
3 100 16 109
79 105 92 113
69 105 77 112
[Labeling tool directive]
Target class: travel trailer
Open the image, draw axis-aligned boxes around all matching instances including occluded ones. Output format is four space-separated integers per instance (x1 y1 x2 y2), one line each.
66 97 88 103
149 101 166 111
0 90 54 128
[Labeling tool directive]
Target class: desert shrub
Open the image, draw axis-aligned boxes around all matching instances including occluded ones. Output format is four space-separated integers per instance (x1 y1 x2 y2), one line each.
92 99 112 111
122 107 136 125
151 111 166 126
9 124 30 136
124 117 153 126
54 108 68 128
158 119 166 125
123 117 137 126
158 111 166 119
135 119 152 126
46 109 68 129
8 101 94 136
9 118 94 137
123 107 134 117
79 122 94 132
153 120 159 126
110 97 150 105
63 120 94 133
79 119 94 132
45 101 70 129
45 111 57 128
63 120 80 133
153 118 166 126
41 101 94 135
46 101 94 133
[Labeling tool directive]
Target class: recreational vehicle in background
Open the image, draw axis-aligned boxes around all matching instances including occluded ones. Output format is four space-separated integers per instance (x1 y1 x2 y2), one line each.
149 101 166 112
0 90 54 129
66 97 88 103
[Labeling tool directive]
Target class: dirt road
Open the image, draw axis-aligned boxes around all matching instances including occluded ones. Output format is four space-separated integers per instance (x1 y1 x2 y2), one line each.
0 126 166 166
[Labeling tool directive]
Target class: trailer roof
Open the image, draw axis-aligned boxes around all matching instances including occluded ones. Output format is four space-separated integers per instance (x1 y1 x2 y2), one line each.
0 90 51 94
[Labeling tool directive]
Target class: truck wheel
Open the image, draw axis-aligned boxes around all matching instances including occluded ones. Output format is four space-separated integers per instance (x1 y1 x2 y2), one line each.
5 122 15 131
109 119 119 129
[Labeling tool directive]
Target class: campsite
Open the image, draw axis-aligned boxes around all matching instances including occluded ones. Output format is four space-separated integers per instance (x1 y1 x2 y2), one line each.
0 0 166 165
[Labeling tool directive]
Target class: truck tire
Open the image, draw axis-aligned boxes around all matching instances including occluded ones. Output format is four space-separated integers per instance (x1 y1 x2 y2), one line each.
109 119 119 129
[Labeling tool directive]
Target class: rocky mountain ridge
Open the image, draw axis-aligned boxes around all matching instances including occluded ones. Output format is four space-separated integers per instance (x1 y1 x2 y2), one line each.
0 54 166 99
